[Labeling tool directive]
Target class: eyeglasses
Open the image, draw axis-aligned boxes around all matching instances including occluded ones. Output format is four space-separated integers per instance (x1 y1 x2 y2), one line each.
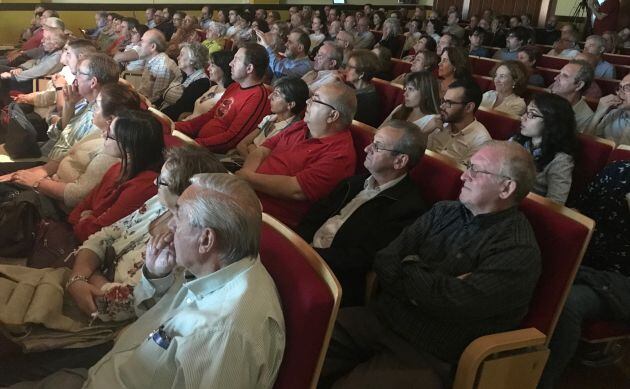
618 84 630 93
307 98 337 111
368 141 401 154
105 132 117 141
155 173 169 187
464 161 512 181
523 110 543 120
440 98 467 108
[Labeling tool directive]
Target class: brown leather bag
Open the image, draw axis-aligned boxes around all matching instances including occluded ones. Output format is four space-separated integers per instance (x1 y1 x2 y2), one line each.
27 219 78 269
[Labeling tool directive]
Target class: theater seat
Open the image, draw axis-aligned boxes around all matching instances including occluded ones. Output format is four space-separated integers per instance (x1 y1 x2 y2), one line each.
608 144 630 162
594 78 620 96
454 194 594 389
349 120 376 175
568 134 615 205
602 53 630 66
259 213 341 389
537 55 569 70
475 106 521 141
615 64 629 79
472 75 493 91
469 56 500 77
410 150 464 206
371 78 404 126
390 58 411 80
536 67 559 87
223 38 233 52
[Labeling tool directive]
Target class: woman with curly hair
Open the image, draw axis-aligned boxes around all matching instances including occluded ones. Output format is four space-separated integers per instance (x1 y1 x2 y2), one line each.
160 42 211 120
511 92 577 204
479 60 527 116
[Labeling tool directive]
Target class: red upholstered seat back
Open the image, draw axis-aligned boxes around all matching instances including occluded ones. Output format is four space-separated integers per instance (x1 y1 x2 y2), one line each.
608 145 630 163
582 320 630 341
537 55 569 70
602 53 630 66
349 121 376 175
519 195 592 338
223 38 233 51
470 56 500 77
569 134 615 204
392 35 407 58
475 107 521 141
615 64 629 78
537 67 559 87
391 58 412 80
410 151 464 206
371 78 404 126
260 219 336 389
594 78 620 96
472 75 493 91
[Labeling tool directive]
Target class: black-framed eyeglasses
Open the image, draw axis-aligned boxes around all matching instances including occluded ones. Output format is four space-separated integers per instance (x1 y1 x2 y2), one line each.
440 98 467 108
618 84 630 93
105 132 117 142
523 110 543 120
368 141 402 154
155 173 169 187
308 98 337 111
464 161 512 181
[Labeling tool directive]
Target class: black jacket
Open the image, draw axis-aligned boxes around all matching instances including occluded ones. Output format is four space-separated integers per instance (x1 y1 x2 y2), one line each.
297 173 427 305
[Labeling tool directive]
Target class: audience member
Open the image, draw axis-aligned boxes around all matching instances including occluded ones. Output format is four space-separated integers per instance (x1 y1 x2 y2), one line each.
154 8 175 41
480 61 527 116
201 21 227 54
468 27 491 57
159 42 211 121
145 7 156 29
425 18 442 43
574 52 604 99
297 120 427 306
232 76 309 160
257 27 312 79
136 29 181 104
309 16 328 54
550 60 595 133
371 45 392 80
539 159 630 389
512 92 577 204
428 78 491 163
547 26 580 58
443 10 465 40
602 30 619 53
437 47 471 97
586 73 630 146
113 24 148 72
165 14 200 59
583 34 616 79
493 26 528 61
375 18 403 57
68 109 165 241
343 15 357 36
182 50 234 121
235 82 357 228
344 49 381 127
355 16 375 49
174 43 270 152
436 33 454 57
517 45 545 87
320 140 541 388
392 51 438 85
302 42 343 92
587 0 620 35
335 30 355 66
540 15 560 45
372 10 385 31
386 71 440 135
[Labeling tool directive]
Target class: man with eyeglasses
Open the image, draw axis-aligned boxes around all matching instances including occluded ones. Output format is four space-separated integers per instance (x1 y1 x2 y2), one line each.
354 16 375 49
493 26 528 61
302 42 343 93
427 78 491 164
235 82 357 229
320 141 541 388
585 73 630 146
297 120 427 306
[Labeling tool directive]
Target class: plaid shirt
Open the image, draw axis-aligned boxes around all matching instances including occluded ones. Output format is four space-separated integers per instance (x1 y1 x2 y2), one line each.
139 53 181 103
47 100 96 161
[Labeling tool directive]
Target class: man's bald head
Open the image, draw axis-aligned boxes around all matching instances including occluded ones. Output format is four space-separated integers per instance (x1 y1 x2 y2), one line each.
319 82 357 127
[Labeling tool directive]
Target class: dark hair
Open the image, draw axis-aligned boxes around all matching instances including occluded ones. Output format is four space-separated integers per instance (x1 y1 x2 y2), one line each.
513 92 577 170
239 11 253 25
272 76 310 115
243 43 270 79
448 78 482 112
67 38 97 57
426 18 443 34
135 24 149 37
392 70 440 120
518 45 541 66
210 50 235 87
471 26 486 39
372 11 385 29
509 26 529 45
164 144 227 195
444 46 471 80
254 18 269 33
100 82 142 118
419 33 437 52
123 17 140 31
113 109 164 182
382 119 426 167
313 15 328 36
83 53 120 85
348 49 381 82
290 28 311 54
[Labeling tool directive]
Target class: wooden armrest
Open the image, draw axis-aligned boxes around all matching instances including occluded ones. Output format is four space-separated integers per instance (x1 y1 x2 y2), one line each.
454 328 547 389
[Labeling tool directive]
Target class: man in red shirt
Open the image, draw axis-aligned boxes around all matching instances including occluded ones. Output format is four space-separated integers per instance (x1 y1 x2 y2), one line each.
588 0 619 35
236 82 357 228
174 43 271 153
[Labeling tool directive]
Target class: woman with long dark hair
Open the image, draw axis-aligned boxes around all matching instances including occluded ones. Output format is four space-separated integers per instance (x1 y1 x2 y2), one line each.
437 46 471 97
511 92 577 204
68 109 165 241
386 71 441 136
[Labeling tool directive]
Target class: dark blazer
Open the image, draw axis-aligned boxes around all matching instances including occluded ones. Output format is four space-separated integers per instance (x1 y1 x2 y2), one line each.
297 173 427 306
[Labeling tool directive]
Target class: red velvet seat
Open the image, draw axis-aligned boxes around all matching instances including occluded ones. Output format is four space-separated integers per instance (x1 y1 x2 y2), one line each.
537 55 569 70
594 78 620 96
469 56 500 77
260 213 341 389
568 134 615 204
390 58 411 80
602 53 630 66
223 38 233 52
349 120 376 175
608 144 630 162
371 78 404 126
370 30 383 43
614 64 629 79
391 35 407 58
410 150 464 206
475 106 521 141
472 74 493 91
537 67 559 87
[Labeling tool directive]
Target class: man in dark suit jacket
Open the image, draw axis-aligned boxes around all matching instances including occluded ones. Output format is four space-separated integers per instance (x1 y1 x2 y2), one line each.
297 119 427 306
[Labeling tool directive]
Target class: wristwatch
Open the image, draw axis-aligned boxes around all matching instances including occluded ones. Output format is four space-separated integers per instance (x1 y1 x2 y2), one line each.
65 274 90 290
32 176 46 190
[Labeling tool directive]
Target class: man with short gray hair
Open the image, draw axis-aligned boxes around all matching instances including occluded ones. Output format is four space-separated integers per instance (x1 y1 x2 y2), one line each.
321 140 541 388
302 42 343 93
583 34 616 79
136 29 181 103
355 16 375 49
236 82 357 228
550 60 595 132
297 120 428 306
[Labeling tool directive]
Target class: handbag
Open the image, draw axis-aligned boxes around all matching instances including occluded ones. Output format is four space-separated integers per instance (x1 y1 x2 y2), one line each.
3 102 45 159
0 200 39 257
27 219 78 269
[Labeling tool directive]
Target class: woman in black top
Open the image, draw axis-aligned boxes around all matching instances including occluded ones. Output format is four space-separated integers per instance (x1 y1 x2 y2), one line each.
343 49 382 128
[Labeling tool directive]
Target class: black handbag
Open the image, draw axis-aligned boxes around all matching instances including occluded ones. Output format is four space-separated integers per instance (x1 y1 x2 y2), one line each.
3 102 45 159
0 200 39 257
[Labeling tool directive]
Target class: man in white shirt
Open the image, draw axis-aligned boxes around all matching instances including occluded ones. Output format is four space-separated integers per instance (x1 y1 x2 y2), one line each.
12 173 285 389
302 42 343 93
550 60 595 133
428 78 491 163
355 16 375 49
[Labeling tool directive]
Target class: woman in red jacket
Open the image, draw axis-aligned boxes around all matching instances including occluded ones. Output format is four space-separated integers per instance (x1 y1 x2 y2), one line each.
68 109 164 241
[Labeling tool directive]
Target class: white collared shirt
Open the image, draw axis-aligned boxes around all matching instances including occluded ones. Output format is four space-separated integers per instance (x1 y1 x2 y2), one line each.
427 119 492 164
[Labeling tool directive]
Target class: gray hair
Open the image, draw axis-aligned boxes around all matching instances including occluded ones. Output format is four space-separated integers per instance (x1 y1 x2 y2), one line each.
82 53 120 85
569 59 594 93
322 82 357 127
208 21 227 36
487 141 536 203
322 41 343 68
382 119 426 168
147 29 167 52
383 17 402 37
180 42 209 70
586 34 605 52
183 173 262 265
47 28 68 49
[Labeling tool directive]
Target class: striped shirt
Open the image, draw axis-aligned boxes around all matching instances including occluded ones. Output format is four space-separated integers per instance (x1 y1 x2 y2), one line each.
138 52 181 103
47 100 96 161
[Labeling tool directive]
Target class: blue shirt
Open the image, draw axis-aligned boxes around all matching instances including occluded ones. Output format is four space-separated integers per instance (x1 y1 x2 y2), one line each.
470 47 491 58
595 60 616 79
493 48 519 61
266 47 313 79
